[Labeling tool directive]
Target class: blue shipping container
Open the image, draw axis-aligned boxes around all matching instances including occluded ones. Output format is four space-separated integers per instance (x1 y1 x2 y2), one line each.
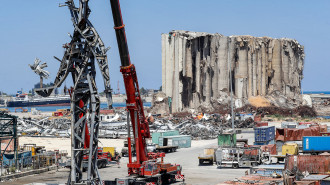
2 151 32 167
303 136 330 153
253 140 275 145
254 126 275 142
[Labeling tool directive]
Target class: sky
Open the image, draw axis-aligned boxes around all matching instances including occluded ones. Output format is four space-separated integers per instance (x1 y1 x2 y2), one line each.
1 0 330 94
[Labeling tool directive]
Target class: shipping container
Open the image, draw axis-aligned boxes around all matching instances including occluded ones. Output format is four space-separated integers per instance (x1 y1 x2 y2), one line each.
281 122 297 128
321 177 330 185
276 140 284 154
255 122 268 128
103 147 116 157
2 151 32 167
151 130 179 144
276 126 321 142
303 136 330 153
299 122 317 125
254 126 275 142
158 135 191 148
321 132 330 136
285 155 330 174
282 143 298 155
253 140 275 145
218 133 236 147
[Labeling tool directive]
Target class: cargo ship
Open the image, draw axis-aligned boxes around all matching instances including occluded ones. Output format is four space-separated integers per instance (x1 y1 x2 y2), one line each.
6 91 70 107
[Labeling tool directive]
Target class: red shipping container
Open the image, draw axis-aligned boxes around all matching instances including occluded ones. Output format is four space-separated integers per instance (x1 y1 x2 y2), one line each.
321 132 330 136
285 155 330 175
294 181 319 185
243 148 259 156
276 126 321 141
299 122 318 125
260 144 277 155
254 115 262 122
100 109 115 114
255 122 268 127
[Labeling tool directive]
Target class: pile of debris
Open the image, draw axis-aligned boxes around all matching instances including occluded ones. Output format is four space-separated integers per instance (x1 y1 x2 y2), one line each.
17 117 71 136
149 113 255 139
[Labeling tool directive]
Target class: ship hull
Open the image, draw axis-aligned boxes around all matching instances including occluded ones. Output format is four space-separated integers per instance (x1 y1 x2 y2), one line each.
7 99 70 107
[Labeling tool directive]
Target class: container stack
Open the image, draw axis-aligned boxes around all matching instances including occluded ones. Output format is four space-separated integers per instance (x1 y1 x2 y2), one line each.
218 133 236 147
254 126 275 145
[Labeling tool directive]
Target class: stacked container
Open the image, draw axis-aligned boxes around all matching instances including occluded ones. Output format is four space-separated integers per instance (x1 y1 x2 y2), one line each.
158 135 191 148
254 126 275 145
151 130 179 144
303 136 330 153
218 133 236 147
282 143 299 155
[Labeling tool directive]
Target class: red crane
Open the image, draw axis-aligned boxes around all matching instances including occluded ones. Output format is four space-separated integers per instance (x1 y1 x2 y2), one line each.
109 0 184 183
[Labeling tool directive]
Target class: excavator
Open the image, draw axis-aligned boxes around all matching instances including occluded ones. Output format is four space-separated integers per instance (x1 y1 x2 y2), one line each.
107 0 184 184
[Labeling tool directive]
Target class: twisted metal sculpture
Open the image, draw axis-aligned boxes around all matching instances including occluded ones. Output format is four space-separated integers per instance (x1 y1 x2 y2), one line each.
29 58 50 88
34 0 113 184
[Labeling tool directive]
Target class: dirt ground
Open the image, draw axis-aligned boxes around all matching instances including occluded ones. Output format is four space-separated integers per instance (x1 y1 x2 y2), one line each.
4 131 255 185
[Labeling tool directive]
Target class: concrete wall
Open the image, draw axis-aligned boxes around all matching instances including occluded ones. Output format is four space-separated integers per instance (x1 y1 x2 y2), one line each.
162 31 304 112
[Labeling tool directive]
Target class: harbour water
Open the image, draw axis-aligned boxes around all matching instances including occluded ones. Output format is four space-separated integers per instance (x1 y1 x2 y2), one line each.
1 102 151 112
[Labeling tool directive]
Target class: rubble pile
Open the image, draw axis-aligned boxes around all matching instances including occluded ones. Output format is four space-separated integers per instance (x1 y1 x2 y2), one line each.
150 113 255 139
235 105 316 117
17 117 71 136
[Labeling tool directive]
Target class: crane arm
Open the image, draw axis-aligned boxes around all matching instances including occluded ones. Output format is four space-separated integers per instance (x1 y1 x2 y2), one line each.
109 0 151 174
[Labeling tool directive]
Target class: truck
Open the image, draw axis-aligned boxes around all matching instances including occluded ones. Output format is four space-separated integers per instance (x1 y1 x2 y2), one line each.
147 143 178 153
198 148 216 165
121 140 136 157
215 147 261 168
82 147 120 171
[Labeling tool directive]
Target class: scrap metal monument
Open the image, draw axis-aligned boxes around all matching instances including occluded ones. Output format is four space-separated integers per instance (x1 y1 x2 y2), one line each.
34 0 113 184
0 113 18 170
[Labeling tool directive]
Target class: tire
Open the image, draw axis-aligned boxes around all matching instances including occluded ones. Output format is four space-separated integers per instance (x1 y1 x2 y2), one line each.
199 159 204 165
209 160 213 165
102 161 107 168
98 161 102 169
233 163 239 169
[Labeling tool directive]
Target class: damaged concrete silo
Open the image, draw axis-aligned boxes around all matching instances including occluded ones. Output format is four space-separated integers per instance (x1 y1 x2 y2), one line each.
161 31 304 113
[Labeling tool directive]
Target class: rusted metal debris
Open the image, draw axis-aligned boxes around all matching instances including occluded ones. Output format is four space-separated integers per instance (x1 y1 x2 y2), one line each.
284 155 330 181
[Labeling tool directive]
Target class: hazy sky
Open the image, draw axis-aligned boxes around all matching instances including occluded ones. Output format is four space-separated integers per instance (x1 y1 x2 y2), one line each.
1 0 330 94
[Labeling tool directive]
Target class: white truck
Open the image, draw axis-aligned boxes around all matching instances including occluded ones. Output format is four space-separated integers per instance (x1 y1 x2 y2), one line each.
215 147 261 168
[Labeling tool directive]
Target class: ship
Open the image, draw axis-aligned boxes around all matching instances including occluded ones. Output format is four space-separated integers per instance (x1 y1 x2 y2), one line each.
6 91 71 107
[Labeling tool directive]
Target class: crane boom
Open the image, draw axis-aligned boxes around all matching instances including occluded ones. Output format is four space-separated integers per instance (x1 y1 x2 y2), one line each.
109 0 151 174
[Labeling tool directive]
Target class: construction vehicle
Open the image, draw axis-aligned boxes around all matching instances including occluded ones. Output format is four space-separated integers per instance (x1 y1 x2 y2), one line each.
198 147 217 165
82 147 120 171
107 0 184 184
215 147 261 168
121 140 136 157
